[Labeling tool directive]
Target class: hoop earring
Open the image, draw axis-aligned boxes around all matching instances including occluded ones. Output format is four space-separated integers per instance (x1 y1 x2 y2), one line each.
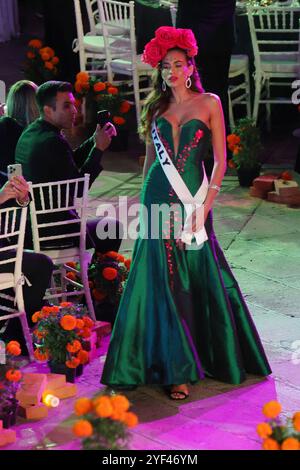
185 76 192 89
162 80 167 92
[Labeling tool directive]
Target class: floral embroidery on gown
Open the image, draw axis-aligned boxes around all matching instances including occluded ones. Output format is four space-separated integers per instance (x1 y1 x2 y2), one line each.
101 117 271 387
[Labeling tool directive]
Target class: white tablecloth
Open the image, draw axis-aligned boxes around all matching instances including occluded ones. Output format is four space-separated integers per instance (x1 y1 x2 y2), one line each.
0 0 20 43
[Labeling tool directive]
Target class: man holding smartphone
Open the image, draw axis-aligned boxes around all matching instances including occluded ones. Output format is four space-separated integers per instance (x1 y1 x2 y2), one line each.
15 80 122 253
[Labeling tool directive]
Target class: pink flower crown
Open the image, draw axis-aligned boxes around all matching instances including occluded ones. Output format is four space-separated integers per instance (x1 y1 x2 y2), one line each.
142 26 198 68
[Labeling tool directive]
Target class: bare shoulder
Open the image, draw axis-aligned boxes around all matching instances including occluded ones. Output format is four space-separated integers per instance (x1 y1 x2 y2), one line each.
200 93 222 109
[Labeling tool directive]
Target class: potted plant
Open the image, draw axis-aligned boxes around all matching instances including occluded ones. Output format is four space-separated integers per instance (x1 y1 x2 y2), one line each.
0 341 22 428
32 303 93 382
257 400 300 450
227 117 262 187
74 72 131 151
72 394 138 450
24 39 60 85
88 251 131 323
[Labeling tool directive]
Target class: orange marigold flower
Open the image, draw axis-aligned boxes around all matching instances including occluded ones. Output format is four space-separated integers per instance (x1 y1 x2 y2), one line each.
256 422 273 439
76 319 85 329
263 401 282 419
227 134 241 145
92 289 107 302
32 311 41 323
77 349 89 365
95 396 113 418
113 116 125 126
293 412 300 432
228 159 236 169
233 145 242 156
111 409 126 421
28 39 43 49
6 369 22 382
76 71 89 83
66 261 77 269
82 316 94 328
66 272 77 281
105 251 119 259
124 259 131 270
119 100 131 114
94 82 106 92
79 327 92 339
262 438 280 450
102 267 118 281
122 411 138 428
41 52 50 61
73 420 93 437
65 357 80 368
33 348 49 362
6 341 21 356
110 395 130 413
66 340 82 353
45 61 54 70
60 315 77 331
75 82 83 94
27 51 35 59
281 437 299 450
52 56 59 65
74 398 92 416
107 86 118 95
60 302 73 308
40 46 54 58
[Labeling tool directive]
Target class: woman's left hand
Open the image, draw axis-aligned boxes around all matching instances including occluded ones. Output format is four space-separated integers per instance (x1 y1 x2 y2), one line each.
10 176 30 205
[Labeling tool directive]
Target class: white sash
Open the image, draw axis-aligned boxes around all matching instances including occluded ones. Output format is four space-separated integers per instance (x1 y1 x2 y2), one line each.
151 121 209 246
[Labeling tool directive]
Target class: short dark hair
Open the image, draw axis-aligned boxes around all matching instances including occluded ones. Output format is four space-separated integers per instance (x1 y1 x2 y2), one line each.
36 81 73 113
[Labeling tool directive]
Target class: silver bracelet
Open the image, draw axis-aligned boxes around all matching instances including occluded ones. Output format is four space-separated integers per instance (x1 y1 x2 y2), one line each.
209 184 221 192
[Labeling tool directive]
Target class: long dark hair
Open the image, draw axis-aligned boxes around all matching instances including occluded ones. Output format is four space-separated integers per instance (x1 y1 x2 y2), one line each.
139 48 204 142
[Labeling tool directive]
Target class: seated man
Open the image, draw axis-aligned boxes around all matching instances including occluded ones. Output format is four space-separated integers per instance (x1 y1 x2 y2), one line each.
0 177 54 353
15 80 122 253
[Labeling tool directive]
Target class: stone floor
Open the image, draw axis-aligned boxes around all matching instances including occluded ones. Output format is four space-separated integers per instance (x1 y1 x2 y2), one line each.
3 157 300 451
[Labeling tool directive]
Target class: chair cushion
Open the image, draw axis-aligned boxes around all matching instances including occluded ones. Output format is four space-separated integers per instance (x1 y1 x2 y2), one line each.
0 273 14 290
261 53 298 74
111 54 153 74
230 55 249 74
95 19 130 36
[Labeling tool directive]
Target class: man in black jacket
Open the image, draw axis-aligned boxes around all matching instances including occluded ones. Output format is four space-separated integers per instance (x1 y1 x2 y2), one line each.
15 81 122 253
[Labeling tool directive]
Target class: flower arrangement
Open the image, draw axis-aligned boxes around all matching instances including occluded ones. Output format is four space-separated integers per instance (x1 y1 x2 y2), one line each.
32 302 94 367
72 394 138 450
257 400 300 450
24 39 60 85
88 251 131 306
74 72 131 127
227 118 262 170
0 341 22 426
142 26 198 68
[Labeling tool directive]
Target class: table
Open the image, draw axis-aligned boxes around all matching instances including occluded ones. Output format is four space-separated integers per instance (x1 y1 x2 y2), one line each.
0 0 20 43
134 0 173 54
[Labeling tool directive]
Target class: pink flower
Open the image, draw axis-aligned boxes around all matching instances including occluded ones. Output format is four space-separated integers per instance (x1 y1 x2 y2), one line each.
195 129 204 140
155 26 179 50
176 29 198 56
142 38 166 68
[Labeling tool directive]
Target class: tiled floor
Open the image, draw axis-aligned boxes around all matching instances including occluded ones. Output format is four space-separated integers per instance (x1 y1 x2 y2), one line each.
3 164 300 451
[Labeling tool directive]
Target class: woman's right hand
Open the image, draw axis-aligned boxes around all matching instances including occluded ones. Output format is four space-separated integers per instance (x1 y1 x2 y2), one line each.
0 181 18 205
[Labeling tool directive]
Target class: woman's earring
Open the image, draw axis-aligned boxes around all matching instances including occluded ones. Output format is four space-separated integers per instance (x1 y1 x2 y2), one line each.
185 76 192 89
162 80 167 92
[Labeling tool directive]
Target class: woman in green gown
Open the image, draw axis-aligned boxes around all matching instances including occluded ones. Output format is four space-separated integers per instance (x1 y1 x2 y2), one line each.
101 27 271 399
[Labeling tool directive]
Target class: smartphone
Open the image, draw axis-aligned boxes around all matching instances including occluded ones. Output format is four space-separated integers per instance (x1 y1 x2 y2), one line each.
7 164 22 180
97 110 111 128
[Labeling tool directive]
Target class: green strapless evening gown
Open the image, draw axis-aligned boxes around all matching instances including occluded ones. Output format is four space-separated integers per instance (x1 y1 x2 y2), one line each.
101 117 271 386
